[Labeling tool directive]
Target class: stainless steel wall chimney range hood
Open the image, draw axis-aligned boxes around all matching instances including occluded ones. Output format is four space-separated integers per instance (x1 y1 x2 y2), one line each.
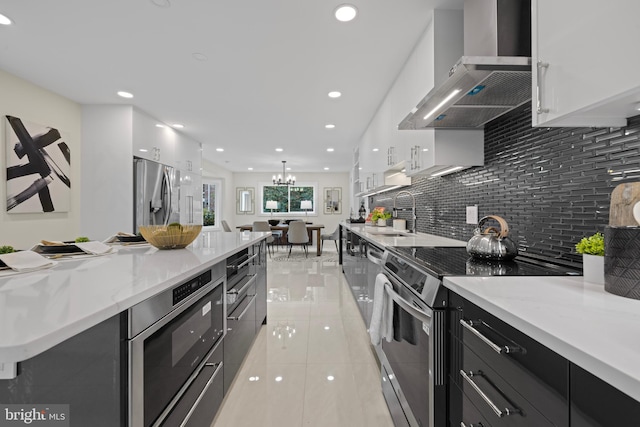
399 0 532 130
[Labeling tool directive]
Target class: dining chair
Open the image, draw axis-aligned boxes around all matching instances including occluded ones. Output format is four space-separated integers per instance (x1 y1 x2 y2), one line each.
221 220 232 232
321 225 340 252
252 221 275 256
286 220 309 258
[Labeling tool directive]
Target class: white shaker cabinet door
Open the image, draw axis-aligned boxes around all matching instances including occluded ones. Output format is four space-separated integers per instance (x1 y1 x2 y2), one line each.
532 0 640 128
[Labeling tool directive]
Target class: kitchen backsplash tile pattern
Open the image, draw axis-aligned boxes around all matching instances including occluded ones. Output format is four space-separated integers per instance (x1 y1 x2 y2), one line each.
371 104 640 260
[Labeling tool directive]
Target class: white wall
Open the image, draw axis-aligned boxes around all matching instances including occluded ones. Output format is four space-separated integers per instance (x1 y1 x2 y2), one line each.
80 105 134 239
0 69 82 248
202 158 235 229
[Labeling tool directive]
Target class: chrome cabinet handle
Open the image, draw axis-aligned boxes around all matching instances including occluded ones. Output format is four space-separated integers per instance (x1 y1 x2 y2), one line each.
236 253 258 270
179 361 223 427
536 61 550 114
460 319 522 354
460 422 484 427
228 274 257 295
227 294 257 321
460 370 519 418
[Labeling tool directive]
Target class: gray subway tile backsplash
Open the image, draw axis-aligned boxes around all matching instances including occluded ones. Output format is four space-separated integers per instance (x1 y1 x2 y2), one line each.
370 104 640 260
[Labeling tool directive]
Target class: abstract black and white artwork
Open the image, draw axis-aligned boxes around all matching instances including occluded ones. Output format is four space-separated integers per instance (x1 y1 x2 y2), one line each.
5 115 71 213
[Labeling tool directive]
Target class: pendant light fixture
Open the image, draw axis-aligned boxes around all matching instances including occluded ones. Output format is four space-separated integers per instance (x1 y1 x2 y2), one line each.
272 161 296 186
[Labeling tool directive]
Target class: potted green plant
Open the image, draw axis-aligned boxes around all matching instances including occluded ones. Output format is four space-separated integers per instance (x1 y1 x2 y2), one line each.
575 232 605 284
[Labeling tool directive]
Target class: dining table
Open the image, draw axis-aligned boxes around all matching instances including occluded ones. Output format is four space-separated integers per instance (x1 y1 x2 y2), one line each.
237 223 325 256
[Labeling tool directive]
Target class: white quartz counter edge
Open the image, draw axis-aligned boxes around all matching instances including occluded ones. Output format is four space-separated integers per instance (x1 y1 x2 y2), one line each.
341 222 466 248
0 232 268 365
444 275 640 402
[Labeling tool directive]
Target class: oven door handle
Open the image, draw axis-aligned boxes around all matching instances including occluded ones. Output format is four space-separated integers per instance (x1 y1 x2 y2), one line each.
235 253 258 270
384 283 431 324
227 274 257 295
177 361 223 427
227 294 257 321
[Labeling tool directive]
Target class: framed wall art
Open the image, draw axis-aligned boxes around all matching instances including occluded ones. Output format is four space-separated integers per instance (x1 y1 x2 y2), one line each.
5 115 71 213
324 187 342 215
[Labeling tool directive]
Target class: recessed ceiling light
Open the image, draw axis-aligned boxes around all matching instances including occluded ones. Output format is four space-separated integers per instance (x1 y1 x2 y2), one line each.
150 0 171 7
117 91 133 99
155 124 165 128
216 148 224 152
422 148 429 152
328 91 341 98
275 148 283 152
325 124 335 129
172 123 184 129
373 148 379 152
192 53 208 61
327 375 335 381
275 376 283 382
334 4 358 22
327 148 334 152
139 149 149 153
247 167 253 171
324 167 330 170
635 102 640 111
0 13 13 25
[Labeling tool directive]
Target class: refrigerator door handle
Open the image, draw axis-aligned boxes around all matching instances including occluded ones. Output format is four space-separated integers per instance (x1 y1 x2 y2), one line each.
162 168 172 225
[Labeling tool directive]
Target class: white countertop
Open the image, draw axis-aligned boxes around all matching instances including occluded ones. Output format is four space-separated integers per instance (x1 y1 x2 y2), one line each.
444 275 640 402
342 222 467 248
0 231 268 365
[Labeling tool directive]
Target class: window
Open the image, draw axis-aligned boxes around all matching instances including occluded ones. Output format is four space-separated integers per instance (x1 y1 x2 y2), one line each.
260 183 316 215
203 178 222 229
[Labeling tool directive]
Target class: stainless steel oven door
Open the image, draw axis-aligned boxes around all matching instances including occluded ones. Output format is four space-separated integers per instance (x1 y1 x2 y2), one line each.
129 280 225 427
380 271 446 427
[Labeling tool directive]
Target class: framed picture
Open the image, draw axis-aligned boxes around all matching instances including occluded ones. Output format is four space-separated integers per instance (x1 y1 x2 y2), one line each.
5 115 71 213
324 187 341 214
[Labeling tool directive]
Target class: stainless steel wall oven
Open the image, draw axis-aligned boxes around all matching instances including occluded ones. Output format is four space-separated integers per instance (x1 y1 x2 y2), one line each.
128 262 226 427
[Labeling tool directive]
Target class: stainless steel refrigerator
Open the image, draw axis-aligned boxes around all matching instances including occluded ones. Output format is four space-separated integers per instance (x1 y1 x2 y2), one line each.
133 157 180 232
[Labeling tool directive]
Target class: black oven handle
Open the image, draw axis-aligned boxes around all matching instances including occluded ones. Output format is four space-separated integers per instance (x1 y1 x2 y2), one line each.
383 282 432 324
227 294 257 321
177 361 224 427
227 274 257 295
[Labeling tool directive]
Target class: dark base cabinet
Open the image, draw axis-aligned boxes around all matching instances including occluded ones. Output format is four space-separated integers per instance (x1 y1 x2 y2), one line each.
0 315 124 427
570 364 640 427
449 290 569 427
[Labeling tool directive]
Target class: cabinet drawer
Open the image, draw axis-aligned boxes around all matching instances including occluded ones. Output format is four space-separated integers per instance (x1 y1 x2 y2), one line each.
461 390 493 427
461 345 554 427
451 293 568 427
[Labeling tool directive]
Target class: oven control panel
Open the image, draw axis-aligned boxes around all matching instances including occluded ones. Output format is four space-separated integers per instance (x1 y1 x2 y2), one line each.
173 269 212 305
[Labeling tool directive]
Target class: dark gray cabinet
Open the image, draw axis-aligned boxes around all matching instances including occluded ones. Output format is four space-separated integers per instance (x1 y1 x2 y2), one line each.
254 240 268 329
570 364 640 427
449 291 568 427
449 290 640 427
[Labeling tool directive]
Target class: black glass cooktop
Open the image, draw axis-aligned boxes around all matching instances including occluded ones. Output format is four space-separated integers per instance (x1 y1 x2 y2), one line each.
386 246 582 279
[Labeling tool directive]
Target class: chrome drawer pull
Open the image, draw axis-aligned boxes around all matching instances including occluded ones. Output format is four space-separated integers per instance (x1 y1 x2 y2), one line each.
228 274 257 295
460 370 520 418
460 422 484 427
227 294 257 321
460 319 522 354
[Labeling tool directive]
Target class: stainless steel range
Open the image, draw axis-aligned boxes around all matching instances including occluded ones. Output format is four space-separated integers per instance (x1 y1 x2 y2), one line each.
377 246 580 427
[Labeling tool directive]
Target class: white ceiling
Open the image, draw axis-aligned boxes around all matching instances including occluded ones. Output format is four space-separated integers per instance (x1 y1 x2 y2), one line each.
0 0 462 174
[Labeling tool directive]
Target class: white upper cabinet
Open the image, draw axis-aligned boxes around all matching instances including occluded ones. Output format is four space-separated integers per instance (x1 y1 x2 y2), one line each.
175 135 202 174
132 109 176 165
532 0 640 127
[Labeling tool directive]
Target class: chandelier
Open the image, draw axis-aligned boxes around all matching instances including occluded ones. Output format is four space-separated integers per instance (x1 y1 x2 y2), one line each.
272 160 296 186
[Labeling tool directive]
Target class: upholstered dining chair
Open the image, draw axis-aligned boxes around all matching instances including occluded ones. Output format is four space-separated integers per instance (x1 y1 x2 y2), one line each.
221 220 232 232
321 225 340 252
286 220 309 258
252 221 275 256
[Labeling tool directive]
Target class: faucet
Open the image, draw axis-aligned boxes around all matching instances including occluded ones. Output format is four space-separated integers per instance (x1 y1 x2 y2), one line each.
393 191 417 233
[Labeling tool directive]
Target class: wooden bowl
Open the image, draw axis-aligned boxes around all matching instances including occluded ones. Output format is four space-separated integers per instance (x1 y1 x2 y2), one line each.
138 224 202 249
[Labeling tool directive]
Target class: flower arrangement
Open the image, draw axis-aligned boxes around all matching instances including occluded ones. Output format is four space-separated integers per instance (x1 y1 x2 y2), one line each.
370 207 392 222
575 232 605 256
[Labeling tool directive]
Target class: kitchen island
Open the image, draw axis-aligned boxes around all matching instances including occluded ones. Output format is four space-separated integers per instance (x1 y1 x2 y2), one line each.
0 231 269 426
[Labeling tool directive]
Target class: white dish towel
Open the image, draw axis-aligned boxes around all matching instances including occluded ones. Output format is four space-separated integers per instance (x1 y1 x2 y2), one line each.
369 273 394 346
0 251 57 272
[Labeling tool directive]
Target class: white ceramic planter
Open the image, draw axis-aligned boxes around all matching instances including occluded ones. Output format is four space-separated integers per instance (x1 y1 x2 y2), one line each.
377 219 387 227
583 254 605 285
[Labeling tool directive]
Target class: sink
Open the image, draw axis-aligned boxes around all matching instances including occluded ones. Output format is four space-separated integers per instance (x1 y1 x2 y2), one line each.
367 232 409 237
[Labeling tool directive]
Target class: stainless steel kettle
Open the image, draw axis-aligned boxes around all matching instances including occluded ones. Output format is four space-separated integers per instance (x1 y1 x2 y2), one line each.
466 215 518 260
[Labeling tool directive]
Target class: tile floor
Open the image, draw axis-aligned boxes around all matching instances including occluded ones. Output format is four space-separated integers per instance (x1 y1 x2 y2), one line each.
211 246 394 427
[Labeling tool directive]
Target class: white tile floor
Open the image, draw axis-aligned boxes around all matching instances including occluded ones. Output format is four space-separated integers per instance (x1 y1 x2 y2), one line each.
211 246 394 427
